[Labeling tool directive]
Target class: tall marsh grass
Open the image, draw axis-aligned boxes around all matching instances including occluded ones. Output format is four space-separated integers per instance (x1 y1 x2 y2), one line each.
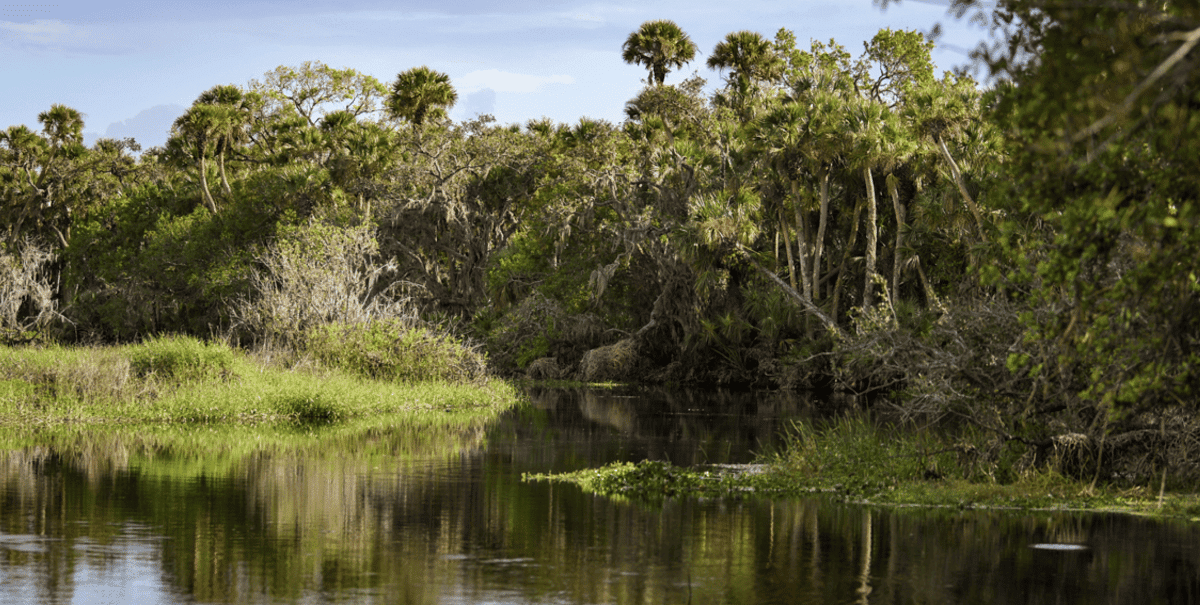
0 334 515 425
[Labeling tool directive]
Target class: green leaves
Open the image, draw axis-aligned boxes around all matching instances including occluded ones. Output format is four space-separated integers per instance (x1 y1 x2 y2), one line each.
386 66 457 128
621 20 699 86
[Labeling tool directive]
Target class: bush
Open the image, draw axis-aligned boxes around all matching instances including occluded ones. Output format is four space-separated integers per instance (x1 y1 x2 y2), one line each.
231 222 414 347
303 320 488 384
0 239 62 343
128 335 237 382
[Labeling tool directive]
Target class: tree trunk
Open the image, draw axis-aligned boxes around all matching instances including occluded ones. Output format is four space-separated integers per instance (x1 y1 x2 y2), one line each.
740 246 842 337
779 208 799 295
935 134 987 242
198 155 218 213
217 151 232 196
812 168 830 301
888 173 904 309
831 197 864 326
790 181 812 301
862 166 878 310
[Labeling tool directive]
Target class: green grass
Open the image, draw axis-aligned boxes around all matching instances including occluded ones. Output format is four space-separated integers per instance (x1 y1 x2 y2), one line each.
529 415 1200 520
0 407 502 482
0 335 518 425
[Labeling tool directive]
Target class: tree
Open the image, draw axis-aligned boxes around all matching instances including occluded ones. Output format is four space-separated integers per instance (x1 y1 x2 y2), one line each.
845 96 916 311
386 66 458 130
168 103 228 212
621 20 699 86
904 73 990 243
249 61 389 128
707 30 785 119
0 105 94 248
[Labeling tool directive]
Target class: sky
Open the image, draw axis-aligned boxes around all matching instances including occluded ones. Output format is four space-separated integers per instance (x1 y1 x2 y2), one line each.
0 0 990 149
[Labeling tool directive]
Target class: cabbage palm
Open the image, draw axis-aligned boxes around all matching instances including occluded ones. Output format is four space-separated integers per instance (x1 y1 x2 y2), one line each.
707 30 784 94
621 20 698 86
905 74 989 243
169 105 223 213
845 97 916 310
195 84 256 196
386 66 457 129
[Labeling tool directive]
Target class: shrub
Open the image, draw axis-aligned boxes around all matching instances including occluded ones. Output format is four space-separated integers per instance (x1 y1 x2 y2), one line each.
303 320 488 384
0 239 63 343
128 335 237 382
231 222 415 347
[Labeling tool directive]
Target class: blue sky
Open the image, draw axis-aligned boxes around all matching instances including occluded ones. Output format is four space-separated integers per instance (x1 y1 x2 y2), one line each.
1 0 989 148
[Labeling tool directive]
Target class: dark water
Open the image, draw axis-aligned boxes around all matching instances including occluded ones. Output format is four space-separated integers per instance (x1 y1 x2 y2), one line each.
2 386 1200 604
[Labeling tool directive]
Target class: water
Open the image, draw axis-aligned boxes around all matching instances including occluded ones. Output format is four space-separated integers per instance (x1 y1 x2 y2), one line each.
2 386 1200 604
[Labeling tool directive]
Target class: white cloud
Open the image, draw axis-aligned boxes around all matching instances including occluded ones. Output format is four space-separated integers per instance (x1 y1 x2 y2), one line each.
457 69 573 93
1 19 74 45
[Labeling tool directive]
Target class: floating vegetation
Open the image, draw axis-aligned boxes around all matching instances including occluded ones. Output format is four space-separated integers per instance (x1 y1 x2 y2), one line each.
524 459 793 502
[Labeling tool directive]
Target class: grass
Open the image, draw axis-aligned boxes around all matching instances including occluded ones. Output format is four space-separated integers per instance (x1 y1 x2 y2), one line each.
0 407 502 482
0 334 518 425
528 414 1200 520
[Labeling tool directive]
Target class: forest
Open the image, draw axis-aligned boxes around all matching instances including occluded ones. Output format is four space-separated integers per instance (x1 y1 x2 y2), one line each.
2 0 1199 488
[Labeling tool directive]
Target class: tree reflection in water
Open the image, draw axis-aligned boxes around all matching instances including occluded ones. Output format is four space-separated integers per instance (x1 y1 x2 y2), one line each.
1 387 1199 604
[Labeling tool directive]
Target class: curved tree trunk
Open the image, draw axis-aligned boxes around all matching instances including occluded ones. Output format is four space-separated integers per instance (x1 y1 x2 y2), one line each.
198 155 217 214
935 134 986 242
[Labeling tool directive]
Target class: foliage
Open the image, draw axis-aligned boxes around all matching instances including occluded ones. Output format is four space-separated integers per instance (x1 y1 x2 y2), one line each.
129 334 237 382
4 7 1199 483
621 20 699 86
303 320 489 385
0 239 62 342
0 340 516 425
231 221 412 347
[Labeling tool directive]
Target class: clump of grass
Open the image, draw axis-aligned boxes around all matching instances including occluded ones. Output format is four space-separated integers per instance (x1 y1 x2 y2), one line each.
0 338 518 425
270 391 345 423
770 415 955 495
129 334 237 382
0 344 135 406
304 320 488 385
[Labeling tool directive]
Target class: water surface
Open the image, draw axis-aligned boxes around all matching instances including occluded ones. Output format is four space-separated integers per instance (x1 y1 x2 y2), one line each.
2 386 1199 604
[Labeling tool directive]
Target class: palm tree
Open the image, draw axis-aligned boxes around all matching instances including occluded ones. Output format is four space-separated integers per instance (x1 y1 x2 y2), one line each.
36 104 84 148
905 74 989 243
751 89 846 305
386 66 457 129
169 105 223 213
621 20 698 86
195 84 254 196
845 97 915 311
707 30 784 93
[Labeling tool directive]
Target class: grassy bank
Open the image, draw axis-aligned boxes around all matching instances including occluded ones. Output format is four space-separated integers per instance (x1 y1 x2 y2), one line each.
526 416 1200 520
0 333 517 425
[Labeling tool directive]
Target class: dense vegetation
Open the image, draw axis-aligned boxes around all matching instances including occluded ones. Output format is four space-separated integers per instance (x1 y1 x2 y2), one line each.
2 1 1199 487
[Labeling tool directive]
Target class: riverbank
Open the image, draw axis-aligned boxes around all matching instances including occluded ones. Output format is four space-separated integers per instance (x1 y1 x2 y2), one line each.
0 335 518 425
526 414 1200 521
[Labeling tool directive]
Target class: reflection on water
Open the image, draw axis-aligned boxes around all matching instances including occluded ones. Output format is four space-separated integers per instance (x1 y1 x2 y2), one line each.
2 386 1200 604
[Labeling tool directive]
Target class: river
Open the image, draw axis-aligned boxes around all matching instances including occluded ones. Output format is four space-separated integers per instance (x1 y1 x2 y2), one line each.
2 385 1198 604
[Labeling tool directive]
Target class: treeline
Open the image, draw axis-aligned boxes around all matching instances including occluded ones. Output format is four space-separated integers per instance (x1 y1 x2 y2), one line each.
3 3 1200 484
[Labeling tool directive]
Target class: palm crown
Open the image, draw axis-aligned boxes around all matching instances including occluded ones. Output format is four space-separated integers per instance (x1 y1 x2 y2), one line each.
387 66 457 128
621 20 698 86
707 30 784 91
